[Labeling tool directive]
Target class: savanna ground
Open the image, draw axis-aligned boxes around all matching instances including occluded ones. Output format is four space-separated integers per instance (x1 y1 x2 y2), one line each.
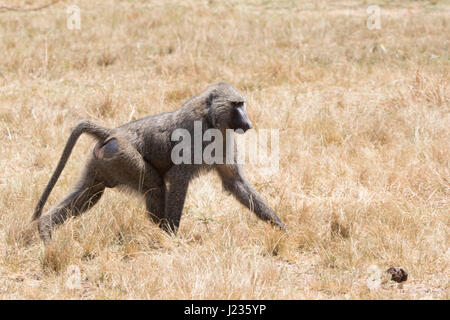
0 0 448 299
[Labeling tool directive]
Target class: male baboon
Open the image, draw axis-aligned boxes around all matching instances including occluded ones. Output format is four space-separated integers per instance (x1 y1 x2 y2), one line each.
33 83 286 243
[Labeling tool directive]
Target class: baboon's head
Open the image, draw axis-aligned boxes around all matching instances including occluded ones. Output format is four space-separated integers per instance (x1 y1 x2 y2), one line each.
206 83 253 134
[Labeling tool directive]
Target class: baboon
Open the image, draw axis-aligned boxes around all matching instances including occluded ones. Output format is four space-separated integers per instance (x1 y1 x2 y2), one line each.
33 83 286 243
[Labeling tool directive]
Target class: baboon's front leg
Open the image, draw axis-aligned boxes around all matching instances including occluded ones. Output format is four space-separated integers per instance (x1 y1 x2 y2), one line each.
38 170 105 243
162 165 191 234
218 165 286 231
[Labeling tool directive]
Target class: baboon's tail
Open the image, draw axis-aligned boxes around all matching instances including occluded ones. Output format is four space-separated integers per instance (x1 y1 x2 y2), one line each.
32 120 111 221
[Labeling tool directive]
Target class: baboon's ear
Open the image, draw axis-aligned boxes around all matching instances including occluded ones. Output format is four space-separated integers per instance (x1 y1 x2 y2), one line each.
206 91 216 108
206 91 218 128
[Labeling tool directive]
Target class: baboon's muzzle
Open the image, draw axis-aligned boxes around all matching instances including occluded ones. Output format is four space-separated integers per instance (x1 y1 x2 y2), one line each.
233 107 253 133
238 121 253 133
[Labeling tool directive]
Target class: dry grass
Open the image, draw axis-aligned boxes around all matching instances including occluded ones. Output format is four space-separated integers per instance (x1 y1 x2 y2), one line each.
0 0 449 299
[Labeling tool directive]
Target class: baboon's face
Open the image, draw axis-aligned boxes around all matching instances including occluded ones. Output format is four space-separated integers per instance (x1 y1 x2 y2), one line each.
230 101 252 133
209 84 253 133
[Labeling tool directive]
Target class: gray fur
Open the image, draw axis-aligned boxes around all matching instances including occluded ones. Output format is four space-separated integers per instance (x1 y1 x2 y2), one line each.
33 83 286 243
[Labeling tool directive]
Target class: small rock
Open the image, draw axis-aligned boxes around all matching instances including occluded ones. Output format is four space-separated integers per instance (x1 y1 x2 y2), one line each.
386 267 408 283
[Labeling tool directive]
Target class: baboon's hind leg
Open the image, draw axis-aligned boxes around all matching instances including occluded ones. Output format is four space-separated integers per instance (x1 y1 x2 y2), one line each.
95 137 167 228
142 164 166 226
38 165 105 243
144 185 166 225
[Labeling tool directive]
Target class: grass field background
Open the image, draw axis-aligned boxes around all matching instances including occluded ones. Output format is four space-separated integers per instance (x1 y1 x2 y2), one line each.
0 0 448 299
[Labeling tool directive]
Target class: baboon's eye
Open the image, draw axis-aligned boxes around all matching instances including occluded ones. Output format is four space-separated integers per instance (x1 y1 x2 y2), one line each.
232 101 244 108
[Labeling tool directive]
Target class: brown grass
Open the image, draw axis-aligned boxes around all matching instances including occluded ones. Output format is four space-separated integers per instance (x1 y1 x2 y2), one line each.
0 0 448 299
